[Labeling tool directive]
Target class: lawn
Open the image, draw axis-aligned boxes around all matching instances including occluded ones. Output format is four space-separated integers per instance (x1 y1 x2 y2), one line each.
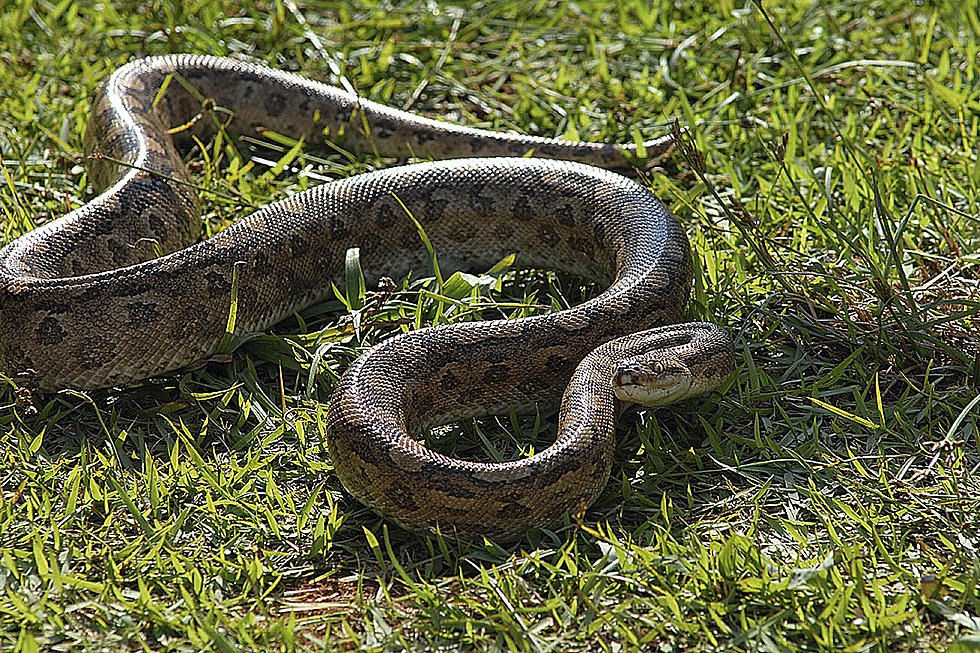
1 0 978 651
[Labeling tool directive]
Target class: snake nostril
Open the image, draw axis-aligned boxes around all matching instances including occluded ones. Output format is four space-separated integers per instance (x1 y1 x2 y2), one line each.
615 370 638 386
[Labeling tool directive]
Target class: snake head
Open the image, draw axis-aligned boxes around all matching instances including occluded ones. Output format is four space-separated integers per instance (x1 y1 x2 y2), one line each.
610 323 735 407
613 357 693 406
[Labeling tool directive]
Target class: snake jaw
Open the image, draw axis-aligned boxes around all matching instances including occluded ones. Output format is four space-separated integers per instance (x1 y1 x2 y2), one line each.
612 358 693 406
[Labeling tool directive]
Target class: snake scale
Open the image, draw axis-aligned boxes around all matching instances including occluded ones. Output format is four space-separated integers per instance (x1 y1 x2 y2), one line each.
0 55 734 540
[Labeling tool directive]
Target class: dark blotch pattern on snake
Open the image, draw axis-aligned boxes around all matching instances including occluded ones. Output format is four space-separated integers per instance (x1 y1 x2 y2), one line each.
0 55 734 540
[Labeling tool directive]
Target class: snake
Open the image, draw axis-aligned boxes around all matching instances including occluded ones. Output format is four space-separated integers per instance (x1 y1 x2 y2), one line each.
0 55 734 540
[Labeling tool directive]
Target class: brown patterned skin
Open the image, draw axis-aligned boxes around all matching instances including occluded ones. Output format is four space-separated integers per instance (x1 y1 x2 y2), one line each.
331 323 733 539
0 55 734 539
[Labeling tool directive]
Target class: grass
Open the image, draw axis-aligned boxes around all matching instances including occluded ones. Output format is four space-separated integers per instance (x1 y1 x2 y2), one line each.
1 0 979 650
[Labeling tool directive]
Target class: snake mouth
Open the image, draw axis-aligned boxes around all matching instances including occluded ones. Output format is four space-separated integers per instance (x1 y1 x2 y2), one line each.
611 361 693 406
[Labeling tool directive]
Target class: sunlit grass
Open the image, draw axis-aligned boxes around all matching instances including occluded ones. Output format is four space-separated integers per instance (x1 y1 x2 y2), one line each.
0 0 978 651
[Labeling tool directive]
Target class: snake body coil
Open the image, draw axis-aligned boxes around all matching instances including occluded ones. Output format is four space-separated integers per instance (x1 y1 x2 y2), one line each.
0 55 733 539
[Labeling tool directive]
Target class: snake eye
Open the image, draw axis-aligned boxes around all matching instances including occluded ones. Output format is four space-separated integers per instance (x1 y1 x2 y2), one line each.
651 361 666 374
